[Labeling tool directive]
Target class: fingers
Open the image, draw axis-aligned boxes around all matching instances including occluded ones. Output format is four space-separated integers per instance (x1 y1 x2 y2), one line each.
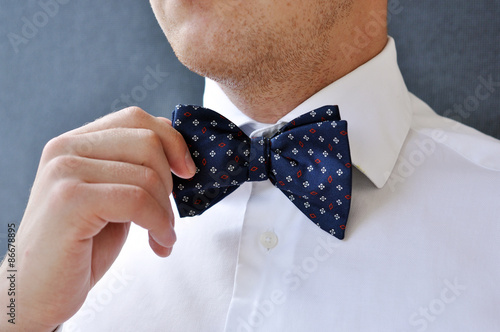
157 117 172 126
63 107 196 179
40 156 177 253
149 233 173 257
48 156 174 216
43 128 175 194
72 182 176 249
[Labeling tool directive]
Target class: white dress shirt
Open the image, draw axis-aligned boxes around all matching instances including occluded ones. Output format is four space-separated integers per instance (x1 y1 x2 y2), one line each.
63 37 500 332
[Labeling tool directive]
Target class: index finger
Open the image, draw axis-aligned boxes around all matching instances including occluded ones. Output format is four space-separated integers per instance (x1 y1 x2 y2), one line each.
65 107 196 179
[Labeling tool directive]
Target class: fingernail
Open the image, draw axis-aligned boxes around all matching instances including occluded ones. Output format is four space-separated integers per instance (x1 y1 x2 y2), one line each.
166 212 176 245
164 246 173 257
185 150 197 175
169 227 177 245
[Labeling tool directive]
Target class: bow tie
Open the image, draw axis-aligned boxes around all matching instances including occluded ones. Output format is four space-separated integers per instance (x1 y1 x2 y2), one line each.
171 105 352 239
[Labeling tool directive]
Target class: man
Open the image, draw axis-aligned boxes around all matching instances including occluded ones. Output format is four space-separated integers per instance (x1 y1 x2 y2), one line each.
1 0 499 331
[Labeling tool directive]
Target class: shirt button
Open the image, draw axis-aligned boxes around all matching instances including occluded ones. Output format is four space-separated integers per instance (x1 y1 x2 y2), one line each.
260 231 278 250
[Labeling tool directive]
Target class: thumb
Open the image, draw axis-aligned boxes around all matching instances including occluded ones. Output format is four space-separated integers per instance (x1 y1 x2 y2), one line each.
157 117 196 179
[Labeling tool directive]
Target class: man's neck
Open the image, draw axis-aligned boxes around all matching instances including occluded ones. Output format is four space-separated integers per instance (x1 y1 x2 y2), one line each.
217 24 388 124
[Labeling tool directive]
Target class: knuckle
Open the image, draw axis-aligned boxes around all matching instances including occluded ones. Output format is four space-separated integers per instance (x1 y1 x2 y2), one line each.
50 179 81 204
129 186 150 206
122 106 149 122
46 155 83 178
139 128 162 150
42 136 71 160
142 167 162 191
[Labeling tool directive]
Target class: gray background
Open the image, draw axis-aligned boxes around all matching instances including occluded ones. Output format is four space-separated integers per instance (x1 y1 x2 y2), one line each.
0 0 499 254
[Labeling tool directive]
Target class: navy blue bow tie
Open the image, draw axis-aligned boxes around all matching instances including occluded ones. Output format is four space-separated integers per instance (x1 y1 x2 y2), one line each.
171 105 352 239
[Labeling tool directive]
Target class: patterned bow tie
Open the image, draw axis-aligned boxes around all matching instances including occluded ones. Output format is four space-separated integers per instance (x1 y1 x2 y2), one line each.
171 105 352 239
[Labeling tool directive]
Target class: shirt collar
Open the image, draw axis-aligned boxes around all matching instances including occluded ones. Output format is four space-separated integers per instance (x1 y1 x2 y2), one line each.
203 37 413 189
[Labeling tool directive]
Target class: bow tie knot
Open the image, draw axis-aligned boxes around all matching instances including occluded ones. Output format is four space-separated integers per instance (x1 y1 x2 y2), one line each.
248 137 271 182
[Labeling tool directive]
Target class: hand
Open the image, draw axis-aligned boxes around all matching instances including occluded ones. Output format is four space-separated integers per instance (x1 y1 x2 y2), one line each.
0 107 196 331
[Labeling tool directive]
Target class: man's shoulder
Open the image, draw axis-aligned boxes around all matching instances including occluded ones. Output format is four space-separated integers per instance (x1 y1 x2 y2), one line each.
408 93 500 172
